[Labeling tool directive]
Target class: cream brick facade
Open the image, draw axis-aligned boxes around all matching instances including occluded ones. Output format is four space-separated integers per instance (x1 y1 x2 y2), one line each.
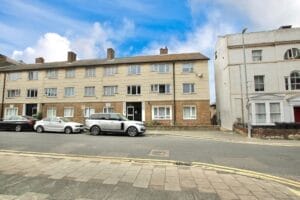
0 50 210 125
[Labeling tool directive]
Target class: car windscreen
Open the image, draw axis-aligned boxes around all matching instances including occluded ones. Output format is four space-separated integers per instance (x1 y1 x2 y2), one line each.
60 117 71 122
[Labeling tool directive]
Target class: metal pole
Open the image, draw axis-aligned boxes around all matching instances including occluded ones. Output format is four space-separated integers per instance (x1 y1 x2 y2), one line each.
239 65 244 125
242 28 251 138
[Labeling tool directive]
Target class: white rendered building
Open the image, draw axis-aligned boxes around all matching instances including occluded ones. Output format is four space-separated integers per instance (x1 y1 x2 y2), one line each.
214 26 300 130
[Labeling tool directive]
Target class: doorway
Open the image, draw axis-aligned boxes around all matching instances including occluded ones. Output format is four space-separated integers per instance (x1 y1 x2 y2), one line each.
25 104 37 116
126 102 142 121
294 107 300 123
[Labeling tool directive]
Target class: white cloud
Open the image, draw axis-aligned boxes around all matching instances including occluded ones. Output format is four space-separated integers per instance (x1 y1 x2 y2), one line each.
12 33 71 63
11 19 135 63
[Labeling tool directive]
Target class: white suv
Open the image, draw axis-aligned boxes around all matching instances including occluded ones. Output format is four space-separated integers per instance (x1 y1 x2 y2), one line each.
85 113 146 137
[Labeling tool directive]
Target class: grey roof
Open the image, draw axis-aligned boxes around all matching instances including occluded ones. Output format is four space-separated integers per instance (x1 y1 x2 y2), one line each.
0 52 209 72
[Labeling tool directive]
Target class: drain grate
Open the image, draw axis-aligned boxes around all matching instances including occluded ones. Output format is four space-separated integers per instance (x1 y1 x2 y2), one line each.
149 149 170 157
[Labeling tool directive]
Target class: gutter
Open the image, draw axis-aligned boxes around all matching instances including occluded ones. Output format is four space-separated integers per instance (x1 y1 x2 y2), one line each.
1 73 6 119
172 62 176 126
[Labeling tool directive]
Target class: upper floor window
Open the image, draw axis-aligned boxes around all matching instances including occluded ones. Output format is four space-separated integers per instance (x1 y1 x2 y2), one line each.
45 88 57 97
84 86 95 97
127 85 141 95
7 72 20 81
128 65 141 75
290 71 300 90
104 86 118 96
182 63 193 73
151 84 170 94
284 48 300 60
104 66 117 76
151 64 170 73
183 83 195 94
7 89 20 98
28 71 38 80
252 50 262 61
85 67 96 77
27 89 38 98
64 87 75 97
254 75 264 92
65 68 75 78
47 69 58 79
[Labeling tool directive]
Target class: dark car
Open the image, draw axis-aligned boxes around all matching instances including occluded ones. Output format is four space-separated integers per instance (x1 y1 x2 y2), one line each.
0 116 36 132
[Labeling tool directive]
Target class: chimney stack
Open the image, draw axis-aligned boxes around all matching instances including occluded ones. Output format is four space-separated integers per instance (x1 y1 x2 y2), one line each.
67 51 77 62
107 48 115 60
160 47 168 55
35 57 44 64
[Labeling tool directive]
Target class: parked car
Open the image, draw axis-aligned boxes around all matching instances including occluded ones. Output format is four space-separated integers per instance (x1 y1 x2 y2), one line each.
85 113 146 136
0 115 36 132
34 117 85 134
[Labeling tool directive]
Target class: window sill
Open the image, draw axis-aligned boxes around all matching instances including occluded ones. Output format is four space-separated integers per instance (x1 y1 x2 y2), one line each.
127 73 141 76
84 95 96 97
183 92 196 95
126 94 141 96
183 118 197 120
45 96 57 98
152 118 172 120
64 96 75 98
26 97 38 99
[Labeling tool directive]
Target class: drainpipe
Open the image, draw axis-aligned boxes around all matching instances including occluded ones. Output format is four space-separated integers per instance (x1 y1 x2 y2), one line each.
1 72 6 120
172 62 176 126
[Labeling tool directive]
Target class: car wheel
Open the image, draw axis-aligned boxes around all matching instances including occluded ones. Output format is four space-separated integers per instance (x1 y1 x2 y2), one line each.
90 126 101 135
127 126 138 137
15 125 22 132
36 126 44 133
65 127 72 134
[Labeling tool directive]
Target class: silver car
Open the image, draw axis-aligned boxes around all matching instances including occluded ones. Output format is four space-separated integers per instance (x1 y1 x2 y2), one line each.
34 117 85 134
85 113 146 137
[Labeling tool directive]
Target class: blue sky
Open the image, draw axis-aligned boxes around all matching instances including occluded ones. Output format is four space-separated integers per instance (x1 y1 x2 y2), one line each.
1 0 299 102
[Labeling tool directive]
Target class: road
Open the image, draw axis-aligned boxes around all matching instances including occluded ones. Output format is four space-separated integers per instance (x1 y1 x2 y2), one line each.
0 131 299 181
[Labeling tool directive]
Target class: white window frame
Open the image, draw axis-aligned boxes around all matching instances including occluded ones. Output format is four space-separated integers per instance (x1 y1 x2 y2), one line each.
85 67 96 77
4 107 18 119
65 68 75 78
182 63 193 73
7 89 20 98
47 107 57 118
28 71 38 80
7 72 21 81
127 85 141 95
252 50 262 61
254 75 264 92
104 86 118 96
104 66 117 76
128 65 141 75
27 89 38 98
84 107 95 118
251 101 283 125
64 107 74 117
151 84 171 94
255 103 266 124
103 106 114 113
151 64 170 73
64 87 75 97
183 83 195 94
183 106 197 120
152 105 172 120
84 86 95 97
47 69 58 79
45 88 57 97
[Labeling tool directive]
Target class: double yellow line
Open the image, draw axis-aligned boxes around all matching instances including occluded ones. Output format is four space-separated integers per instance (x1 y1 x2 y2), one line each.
0 149 299 190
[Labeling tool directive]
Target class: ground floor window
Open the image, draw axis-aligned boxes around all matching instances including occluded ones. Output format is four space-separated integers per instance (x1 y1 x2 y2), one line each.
152 106 172 120
270 103 281 123
47 107 56 118
64 107 74 117
84 107 95 118
103 106 114 113
5 107 18 119
252 102 282 124
255 103 266 123
183 106 196 119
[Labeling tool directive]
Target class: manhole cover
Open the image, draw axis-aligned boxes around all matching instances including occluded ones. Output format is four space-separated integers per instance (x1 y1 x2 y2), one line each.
149 149 170 157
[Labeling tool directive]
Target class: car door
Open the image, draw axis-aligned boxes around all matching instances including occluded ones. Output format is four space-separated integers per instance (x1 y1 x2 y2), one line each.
51 118 65 132
108 114 123 132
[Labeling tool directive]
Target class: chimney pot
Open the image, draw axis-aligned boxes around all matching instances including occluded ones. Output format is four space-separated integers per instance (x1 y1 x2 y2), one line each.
107 48 115 60
67 51 76 62
160 47 168 55
35 57 44 64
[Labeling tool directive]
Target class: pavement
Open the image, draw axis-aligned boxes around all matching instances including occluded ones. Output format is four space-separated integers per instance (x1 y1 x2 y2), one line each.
0 151 299 200
146 130 300 147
